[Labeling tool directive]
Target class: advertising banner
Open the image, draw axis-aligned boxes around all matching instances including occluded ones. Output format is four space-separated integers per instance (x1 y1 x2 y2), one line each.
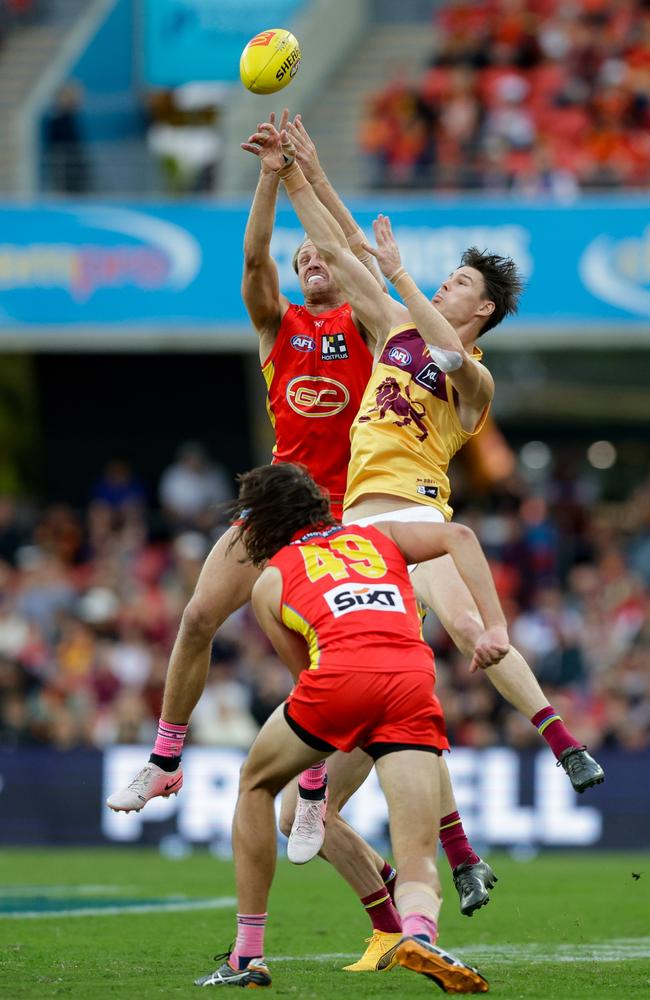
143 0 304 86
0 199 648 343
1 746 648 850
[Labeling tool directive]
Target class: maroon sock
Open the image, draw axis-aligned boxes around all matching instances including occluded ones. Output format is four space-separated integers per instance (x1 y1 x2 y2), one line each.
531 706 580 760
361 887 402 933
381 861 397 902
439 811 480 870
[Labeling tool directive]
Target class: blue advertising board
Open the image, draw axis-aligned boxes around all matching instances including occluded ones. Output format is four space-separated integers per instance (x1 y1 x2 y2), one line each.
0 746 648 849
143 0 305 86
0 197 649 342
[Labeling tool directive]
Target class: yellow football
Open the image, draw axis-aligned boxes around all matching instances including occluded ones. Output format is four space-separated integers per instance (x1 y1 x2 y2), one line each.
240 28 301 95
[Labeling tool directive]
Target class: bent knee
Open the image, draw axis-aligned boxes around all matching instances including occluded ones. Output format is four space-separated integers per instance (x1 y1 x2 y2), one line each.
239 760 284 798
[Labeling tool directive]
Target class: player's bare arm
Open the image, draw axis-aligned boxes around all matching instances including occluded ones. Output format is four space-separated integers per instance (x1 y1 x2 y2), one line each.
241 111 291 361
366 214 495 425
242 121 403 347
251 567 310 679
286 114 387 293
378 519 510 672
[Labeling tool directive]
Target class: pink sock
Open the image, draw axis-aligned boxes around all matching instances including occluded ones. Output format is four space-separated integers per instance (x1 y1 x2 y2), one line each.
152 720 187 759
439 811 480 870
298 760 327 792
402 913 438 943
531 706 580 759
230 913 268 968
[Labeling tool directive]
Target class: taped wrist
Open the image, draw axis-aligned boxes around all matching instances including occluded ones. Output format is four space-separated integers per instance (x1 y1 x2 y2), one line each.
347 230 371 263
280 162 308 193
389 266 418 300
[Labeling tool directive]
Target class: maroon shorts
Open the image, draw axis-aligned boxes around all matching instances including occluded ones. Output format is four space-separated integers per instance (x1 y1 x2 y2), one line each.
284 666 449 759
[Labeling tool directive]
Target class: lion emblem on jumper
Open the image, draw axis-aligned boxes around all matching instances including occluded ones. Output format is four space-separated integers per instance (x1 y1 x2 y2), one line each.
359 377 428 442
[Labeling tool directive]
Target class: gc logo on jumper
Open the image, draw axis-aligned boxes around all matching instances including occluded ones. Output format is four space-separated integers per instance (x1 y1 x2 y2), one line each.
290 334 316 352
388 346 412 366
286 375 350 417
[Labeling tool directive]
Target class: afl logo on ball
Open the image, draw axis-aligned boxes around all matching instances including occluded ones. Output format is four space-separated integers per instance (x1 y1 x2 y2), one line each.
286 376 350 417
290 334 316 352
388 346 411 366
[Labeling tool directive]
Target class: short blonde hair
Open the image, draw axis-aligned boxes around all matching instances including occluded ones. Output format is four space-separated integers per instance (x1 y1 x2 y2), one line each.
292 235 310 274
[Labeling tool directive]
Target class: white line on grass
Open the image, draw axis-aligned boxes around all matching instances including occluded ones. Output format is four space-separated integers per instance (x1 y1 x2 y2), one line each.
0 885 131 897
0 897 237 919
271 938 650 964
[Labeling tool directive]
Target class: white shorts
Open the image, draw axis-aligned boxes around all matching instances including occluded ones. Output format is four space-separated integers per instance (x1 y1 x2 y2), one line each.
346 506 446 573
347 505 446 528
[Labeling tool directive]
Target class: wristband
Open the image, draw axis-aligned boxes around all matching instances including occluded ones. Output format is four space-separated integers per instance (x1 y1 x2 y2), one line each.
280 162 308 194
389 267 418 300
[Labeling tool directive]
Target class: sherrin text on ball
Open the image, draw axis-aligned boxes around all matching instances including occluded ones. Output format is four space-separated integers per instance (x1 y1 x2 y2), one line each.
240 28 301 95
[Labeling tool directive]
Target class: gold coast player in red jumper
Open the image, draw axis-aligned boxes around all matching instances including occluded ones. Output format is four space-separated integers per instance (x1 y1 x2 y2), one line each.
107 114 497 965
107 111 377 810
194 461 502 992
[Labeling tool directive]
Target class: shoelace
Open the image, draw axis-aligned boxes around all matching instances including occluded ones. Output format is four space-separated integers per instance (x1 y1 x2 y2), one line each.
126 764 156 792
455 868 480 894
556 745 587 770
293 799 324 838
212 944 234 964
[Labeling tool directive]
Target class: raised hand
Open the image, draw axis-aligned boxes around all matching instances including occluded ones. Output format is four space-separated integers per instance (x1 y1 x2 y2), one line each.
469 625 510 673
285 113 323 183
241 108 291 172
361 214 403 280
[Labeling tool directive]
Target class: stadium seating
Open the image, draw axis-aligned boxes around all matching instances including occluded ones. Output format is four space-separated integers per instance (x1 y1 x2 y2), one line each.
360 0 650 191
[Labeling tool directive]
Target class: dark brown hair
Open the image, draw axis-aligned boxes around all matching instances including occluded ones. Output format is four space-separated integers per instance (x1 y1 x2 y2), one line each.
460 246 524 335
229 463 335 566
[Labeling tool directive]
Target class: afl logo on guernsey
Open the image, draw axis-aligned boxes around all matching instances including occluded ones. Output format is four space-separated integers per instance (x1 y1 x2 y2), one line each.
388 346 412 366
286 376 350 418
290 334 316 352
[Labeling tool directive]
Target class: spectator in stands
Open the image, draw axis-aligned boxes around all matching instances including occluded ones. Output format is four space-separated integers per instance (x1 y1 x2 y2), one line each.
158 441 232 531
360 0 650 192
91 460 147 513
44 82 91 194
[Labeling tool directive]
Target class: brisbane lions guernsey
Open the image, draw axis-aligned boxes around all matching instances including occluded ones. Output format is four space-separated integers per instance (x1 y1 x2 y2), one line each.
269 522 436 674
262 303 372 517
345 324 489 520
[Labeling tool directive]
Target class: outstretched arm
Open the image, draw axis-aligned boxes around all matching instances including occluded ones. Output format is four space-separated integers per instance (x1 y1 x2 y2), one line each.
241 111 290 356
378 519 509 672
243 121 404 342
287 115 386 291
366 215 494 413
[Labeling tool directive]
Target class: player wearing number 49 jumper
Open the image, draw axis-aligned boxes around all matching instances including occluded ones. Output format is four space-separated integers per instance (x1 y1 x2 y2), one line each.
194 461 496 993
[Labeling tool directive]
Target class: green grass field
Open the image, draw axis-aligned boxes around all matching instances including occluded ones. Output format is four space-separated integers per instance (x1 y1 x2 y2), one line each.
1 849 649 998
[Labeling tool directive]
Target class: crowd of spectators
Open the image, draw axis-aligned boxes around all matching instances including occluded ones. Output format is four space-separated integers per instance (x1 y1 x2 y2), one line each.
0 437 648 758
360 0 650 192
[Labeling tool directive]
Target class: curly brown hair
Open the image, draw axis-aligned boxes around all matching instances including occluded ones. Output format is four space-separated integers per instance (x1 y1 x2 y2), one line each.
229 463 335 566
